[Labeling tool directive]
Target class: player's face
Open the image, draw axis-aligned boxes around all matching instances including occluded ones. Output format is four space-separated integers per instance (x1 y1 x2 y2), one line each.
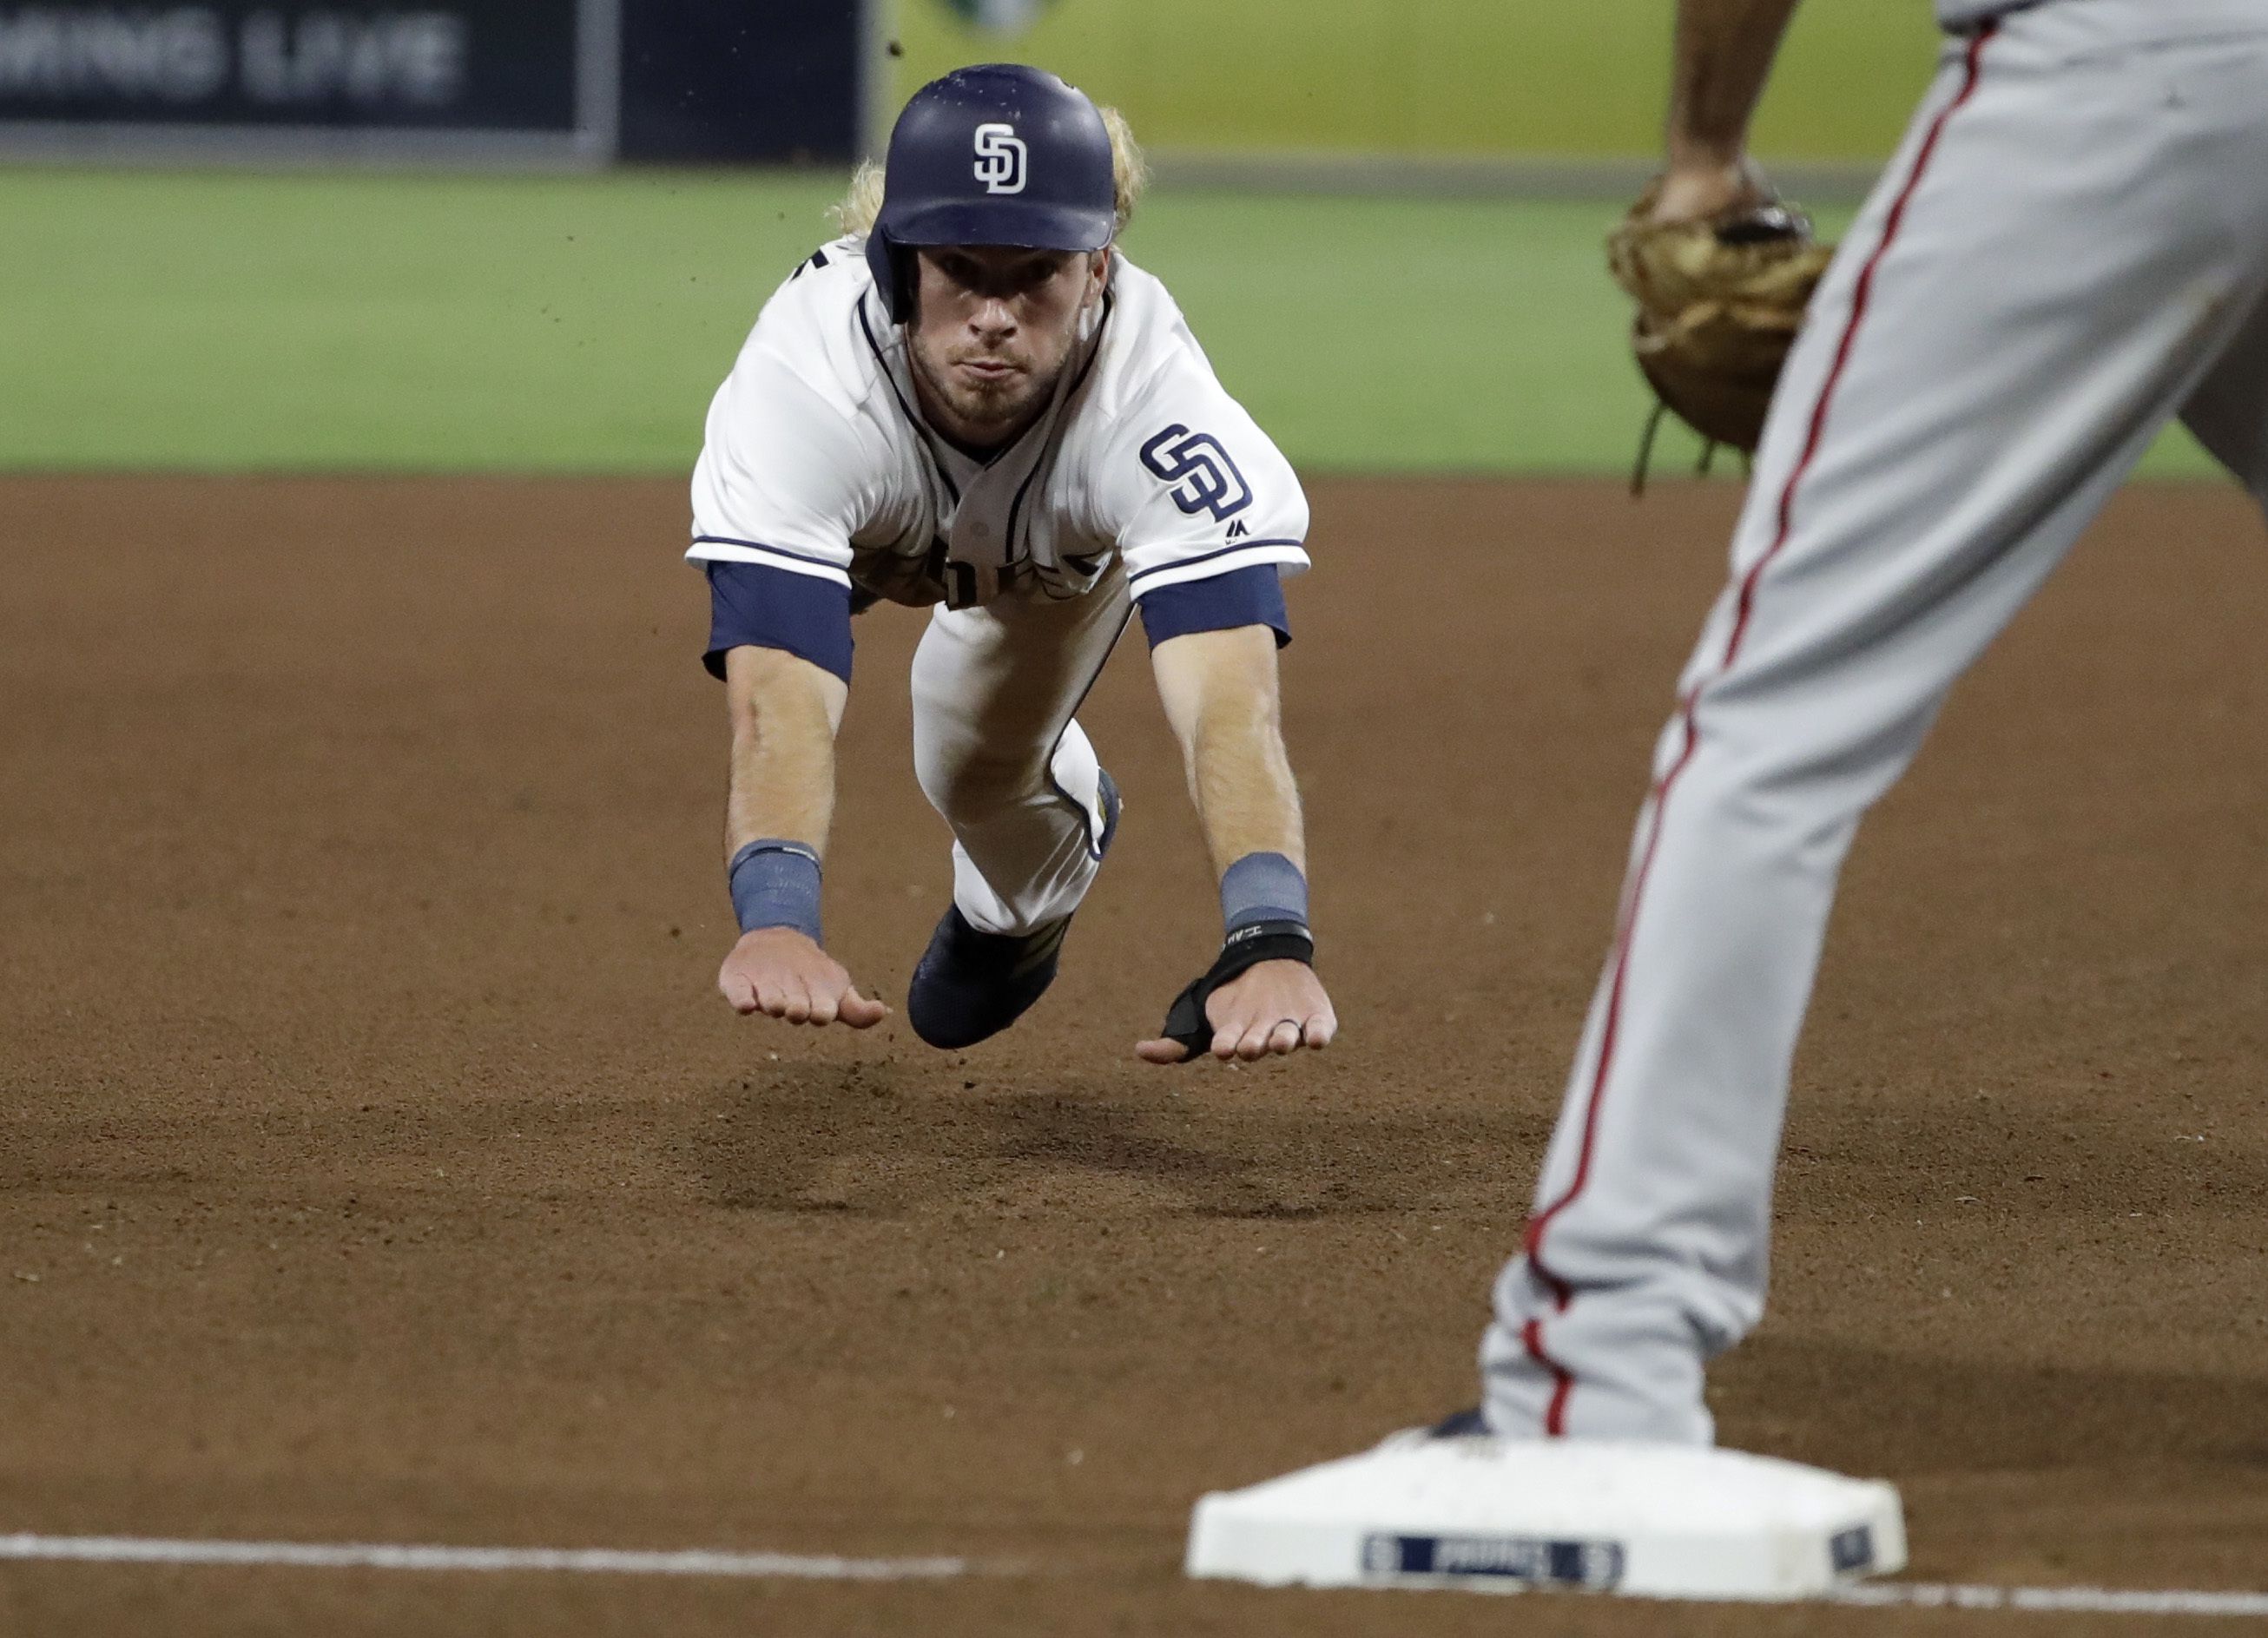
906 244 1108 450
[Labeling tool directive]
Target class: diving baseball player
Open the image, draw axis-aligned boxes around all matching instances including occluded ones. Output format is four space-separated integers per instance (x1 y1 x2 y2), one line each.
693 65 1336 1066
1464 0 2268 1443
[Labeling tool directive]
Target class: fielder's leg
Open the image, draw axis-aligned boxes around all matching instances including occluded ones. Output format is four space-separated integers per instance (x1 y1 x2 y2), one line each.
911 569 1131 935
1482 11 2268 1441
2180 283 2268 510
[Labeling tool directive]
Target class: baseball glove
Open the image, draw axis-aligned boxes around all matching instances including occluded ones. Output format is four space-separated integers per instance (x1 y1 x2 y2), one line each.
1607 193 1836 476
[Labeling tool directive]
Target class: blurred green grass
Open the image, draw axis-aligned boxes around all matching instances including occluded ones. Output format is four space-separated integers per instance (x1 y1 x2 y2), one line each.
0 168 2215 478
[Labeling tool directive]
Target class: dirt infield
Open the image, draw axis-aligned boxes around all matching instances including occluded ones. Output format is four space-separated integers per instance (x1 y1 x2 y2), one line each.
3 473 2267 1635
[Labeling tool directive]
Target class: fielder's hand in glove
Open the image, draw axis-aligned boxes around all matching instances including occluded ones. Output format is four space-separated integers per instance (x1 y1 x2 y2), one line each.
1136 922 1337 1065
1608 162 1836 463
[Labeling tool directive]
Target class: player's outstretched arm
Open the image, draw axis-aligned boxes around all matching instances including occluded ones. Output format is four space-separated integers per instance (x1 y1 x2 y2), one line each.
1136 625 1336 1066
715 644 887 1030
1652 0 1803 225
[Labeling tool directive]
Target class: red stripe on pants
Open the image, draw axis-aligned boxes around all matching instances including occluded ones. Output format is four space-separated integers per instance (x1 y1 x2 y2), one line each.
1517 25 1999 1437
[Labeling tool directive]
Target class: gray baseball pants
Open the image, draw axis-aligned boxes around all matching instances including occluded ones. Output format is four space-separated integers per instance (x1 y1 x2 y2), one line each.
1483 0 2268 1442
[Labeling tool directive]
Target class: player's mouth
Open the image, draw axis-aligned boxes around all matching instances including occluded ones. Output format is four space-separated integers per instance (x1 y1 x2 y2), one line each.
954 356 1022 382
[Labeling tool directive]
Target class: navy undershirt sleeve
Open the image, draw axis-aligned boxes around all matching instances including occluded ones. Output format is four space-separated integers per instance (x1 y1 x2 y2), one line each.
703 560 854 684
1135 563 1292 650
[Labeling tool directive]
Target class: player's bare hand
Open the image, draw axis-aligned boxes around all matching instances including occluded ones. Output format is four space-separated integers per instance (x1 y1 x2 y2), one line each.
717 927 887 1029
1136 959 1336 1065
1648 156 1770 227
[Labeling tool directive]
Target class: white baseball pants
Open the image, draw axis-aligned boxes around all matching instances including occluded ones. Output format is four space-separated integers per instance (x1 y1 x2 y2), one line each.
910 570 1129 936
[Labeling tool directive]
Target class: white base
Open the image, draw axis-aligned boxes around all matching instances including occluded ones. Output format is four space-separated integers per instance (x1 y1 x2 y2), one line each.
1185 1434 1905 1601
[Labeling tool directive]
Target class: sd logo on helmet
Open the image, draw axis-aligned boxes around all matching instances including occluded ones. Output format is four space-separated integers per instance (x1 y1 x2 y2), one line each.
863 64 1117 324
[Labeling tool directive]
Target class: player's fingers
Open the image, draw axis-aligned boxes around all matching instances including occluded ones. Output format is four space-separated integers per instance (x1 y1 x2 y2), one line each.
1303 1012 1335 1050
1267 1020 1302 1056
719 966 760 1015
807 965 870 1027
1136 1036 1190 1064
838 989 889 1029
1229 1010 1289 1059
779 977 815 1025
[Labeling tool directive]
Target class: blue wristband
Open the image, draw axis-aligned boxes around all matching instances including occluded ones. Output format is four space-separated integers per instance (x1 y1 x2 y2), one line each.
728 839 822 943
1220 851 1309 936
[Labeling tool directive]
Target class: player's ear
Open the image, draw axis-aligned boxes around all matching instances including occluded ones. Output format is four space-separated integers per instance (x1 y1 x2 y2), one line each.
1087 245 1112 302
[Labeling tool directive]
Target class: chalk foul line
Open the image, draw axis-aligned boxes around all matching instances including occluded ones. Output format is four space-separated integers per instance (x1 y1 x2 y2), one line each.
5 1533 2267 1616
1830 1582 2268 1617
0 1533 975 1581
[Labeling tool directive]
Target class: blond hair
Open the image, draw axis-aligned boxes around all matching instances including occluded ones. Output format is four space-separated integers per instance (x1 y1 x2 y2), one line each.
831 103 1147 240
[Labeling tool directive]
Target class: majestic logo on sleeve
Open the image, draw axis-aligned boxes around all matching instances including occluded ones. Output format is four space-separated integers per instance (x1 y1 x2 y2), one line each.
1139 424 1253 521
972 122 1028 194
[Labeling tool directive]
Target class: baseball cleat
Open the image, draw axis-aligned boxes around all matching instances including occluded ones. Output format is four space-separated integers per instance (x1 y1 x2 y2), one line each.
907 769 1118 1049
906 907 1071 1049
1424 1406 1492 1438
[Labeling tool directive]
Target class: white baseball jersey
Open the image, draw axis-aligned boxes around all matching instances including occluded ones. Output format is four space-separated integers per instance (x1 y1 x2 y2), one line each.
1935 0 2028 25
688 238 1309 621
1937 0 2254 32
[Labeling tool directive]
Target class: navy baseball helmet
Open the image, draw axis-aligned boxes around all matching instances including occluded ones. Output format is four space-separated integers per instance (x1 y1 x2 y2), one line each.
865 63 1116 323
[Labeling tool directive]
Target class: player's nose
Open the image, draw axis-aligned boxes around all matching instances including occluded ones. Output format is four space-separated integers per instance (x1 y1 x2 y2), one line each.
969 293 1017 337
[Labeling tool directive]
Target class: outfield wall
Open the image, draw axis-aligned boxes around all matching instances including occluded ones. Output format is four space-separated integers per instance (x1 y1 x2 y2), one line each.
0 0 872 163
889 0 1943 165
